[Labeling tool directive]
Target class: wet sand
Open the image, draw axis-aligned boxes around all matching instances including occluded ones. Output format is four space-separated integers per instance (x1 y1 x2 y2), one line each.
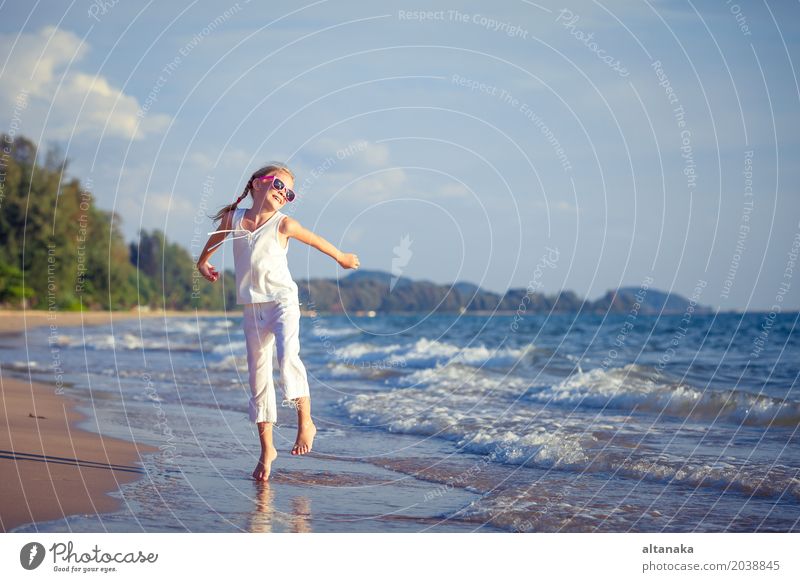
0 308 223 532
0 375 162 532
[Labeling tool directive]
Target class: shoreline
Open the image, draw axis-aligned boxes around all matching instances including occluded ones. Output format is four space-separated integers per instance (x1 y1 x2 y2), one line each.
0 309 533 330
0 375 160 532
0 308 232 338
1 308 783 325
0 310 166 532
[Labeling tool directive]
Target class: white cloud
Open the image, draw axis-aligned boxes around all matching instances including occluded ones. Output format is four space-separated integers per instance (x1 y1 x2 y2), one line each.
0 25 169 141
117 188 197 233
151 191 195 216
344 225 365 244
361 142 390 166
534 198 580 213
0 25 85 98
437 182 472 198
337 168 409 202
306 136 390 169
187 148 253 170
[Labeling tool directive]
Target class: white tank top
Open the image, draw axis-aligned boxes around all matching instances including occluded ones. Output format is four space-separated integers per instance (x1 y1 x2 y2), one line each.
227 207 300 305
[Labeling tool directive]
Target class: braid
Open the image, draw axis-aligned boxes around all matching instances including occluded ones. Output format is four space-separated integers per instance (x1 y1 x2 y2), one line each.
208 180 252 224
234 182 251 206
208 162 293 224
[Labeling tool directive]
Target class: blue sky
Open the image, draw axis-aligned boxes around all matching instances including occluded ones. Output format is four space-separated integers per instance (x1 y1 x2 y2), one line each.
1 0 798 311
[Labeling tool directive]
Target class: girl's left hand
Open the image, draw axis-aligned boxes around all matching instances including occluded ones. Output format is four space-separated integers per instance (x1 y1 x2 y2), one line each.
338 253 360 270
197 260 219 282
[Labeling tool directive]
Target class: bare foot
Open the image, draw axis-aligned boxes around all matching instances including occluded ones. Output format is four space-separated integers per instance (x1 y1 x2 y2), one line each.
291 422 317 456
252 446 278 481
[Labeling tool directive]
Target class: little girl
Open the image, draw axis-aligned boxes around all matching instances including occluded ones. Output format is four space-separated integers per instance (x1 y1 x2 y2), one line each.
196 162 360 481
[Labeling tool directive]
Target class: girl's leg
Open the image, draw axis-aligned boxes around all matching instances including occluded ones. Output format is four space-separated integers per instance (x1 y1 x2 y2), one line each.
253 421 278 482
243 303 279 480
243 303 278 424
272 301 316 455
291 395 316 456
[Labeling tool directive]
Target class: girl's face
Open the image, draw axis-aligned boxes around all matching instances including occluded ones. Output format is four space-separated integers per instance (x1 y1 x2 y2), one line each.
253 171 294 208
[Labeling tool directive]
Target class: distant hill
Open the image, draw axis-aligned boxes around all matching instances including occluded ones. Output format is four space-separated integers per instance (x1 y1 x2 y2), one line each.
296 269 713 315
591 286 699 314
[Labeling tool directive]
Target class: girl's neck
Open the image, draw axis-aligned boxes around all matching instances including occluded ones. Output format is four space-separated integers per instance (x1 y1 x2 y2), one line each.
247 200 278 217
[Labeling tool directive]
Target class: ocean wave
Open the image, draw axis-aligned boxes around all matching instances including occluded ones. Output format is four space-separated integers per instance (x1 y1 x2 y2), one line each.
5 360 42 372
332 337 537 370
165 320 201 335
52 332 200 352
339 388 800 502
324 361 405 381
397 362 530 392
164 318 236 337
208 353 247 371
532 363 800 428
211 340 247 355
310 324 360 338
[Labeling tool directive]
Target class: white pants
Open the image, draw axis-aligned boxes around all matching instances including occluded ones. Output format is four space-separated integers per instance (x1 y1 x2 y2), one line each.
242 301 310 424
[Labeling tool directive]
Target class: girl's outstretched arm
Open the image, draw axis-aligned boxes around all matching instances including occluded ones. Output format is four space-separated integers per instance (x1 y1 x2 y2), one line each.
196 209 235 282
281 216 360 269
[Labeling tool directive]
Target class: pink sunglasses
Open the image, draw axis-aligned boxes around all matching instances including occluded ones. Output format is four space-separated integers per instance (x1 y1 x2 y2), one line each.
254 174 296 202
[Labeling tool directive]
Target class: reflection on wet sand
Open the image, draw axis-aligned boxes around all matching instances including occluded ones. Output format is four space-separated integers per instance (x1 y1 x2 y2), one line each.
249 483 276 532
289 497 311 533
248 483 312 533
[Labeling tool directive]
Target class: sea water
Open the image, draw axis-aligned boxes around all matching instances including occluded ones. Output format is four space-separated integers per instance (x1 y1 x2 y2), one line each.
3 310 798 532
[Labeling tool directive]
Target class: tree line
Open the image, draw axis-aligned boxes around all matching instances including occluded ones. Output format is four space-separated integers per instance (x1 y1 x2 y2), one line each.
0 134 234 310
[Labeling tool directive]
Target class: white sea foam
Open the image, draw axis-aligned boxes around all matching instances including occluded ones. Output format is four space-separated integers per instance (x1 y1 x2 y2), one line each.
340 384 800 502
533 363 800 427
311 324 360 338
211 340 247 355
208 353 247 371
166 320 201 335
6 360 41 371
333 337 536 369
166 318 235 336
328 362 361 378
397 362 530 392
53 331 200 352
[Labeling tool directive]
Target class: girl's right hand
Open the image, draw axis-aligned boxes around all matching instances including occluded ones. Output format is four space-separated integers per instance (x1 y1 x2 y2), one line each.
198 260 219 282
337 252 360 270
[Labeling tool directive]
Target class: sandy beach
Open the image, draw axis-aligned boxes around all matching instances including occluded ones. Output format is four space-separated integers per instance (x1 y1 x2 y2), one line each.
0 309 222 532
0 375 162 532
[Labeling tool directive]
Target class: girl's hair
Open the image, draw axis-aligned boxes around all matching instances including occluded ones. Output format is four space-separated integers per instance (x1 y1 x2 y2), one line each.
208 162 295 224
